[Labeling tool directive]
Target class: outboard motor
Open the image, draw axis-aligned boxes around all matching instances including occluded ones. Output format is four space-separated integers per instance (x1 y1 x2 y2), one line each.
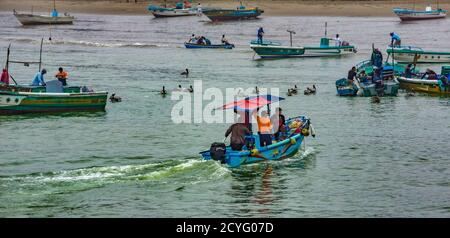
210 142 226 164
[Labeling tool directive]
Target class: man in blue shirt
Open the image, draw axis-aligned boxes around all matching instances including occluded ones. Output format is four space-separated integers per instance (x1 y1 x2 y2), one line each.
51 8 58 17
257 27 264 44
31 69 47 86
390 32 401 47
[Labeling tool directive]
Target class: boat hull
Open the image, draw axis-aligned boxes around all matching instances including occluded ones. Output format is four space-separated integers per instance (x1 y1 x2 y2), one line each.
397 77 450 96
14 13 74 25
202 9 263 21
184 42 234 49
360 80 400 97
250 44 305 58
151 9 197 18
251 44 356 58
0 91 108 115
386 47 450 63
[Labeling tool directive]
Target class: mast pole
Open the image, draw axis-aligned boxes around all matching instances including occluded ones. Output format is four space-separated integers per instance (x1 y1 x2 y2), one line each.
39 38 43 72
325 22 327 37
54 0 56 9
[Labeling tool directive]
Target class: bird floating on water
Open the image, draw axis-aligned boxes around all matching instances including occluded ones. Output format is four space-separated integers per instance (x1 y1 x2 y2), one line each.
304 85 316 95
181 68 189 77
290 85 298 94
160 86 167 96
109 93 122 103
287 89 293 96
188 85 194 93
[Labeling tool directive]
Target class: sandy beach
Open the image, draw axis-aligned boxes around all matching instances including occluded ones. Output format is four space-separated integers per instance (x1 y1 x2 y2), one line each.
1 0 449 16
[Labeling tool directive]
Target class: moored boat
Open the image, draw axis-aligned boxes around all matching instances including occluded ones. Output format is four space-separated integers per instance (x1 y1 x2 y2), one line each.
199 95 315 168
148 3 198 18
386 46 450 64
250 37 356 58
184 42 234 49
14 13 74 25
0 89 108 115
13 1 74 25
202 4 263 21
393 7 447 21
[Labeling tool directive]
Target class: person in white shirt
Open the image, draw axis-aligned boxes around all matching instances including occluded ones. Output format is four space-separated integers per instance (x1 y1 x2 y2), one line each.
334 34 341 47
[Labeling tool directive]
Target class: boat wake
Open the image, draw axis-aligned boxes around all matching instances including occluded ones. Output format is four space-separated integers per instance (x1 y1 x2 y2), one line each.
0 37 166 48
0 159 230 196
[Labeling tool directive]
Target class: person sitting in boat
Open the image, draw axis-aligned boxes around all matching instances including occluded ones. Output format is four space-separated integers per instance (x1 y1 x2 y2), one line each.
197 36 206 45
253 108 273 147
358 70 369 83
31 69 47 86
422 68 438 80
257 27 264 44
390 32 401 47
225 120 251 151
347 66 357 85
55 67 69 86
404 64 417 78
371 48 383 68
333 34 341 47
221 35 230 45
439 75 449 92
188 34 196 43
1 68 9 85
271 107 286 141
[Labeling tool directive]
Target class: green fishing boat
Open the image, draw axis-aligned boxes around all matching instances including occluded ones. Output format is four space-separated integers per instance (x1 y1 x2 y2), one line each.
250 26 356 58
0 90 108 115
0 40 108 115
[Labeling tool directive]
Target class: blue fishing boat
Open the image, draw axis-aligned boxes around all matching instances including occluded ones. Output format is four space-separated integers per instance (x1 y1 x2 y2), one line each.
336 60 402 97
199 95 315 168
184 42 234 49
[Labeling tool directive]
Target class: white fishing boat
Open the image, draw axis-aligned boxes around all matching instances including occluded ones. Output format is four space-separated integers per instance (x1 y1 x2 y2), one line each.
13 0 74 25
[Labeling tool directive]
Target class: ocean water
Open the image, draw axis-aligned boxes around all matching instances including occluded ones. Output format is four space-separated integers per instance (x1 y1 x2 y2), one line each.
0 12 449 217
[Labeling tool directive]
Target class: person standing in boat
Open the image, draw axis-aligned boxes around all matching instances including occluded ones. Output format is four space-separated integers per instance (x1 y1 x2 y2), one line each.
371 48 383 68
225 120 251 151
390 32 401 47
404 64 416 78
347 66 357 85
31 69 47 86
257 27 264 44
197 3 202 16
271 107 286 141
333 34 341 47
55 67 69 86
51 8 58 17
253 108 273 147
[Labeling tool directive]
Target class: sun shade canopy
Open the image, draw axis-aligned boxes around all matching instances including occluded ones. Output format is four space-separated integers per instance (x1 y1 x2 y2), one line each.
221 94 285 112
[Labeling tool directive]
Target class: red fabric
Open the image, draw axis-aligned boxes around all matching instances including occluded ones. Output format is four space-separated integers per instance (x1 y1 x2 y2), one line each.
1 69 9 85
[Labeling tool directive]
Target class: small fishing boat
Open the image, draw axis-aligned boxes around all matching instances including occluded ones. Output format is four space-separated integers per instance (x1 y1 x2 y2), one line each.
0 41 108 115
0 88 107 115
184 42 234 49
199 95 315 168
336 60 401 97
396 66 450 96
148 3 198 18
202 3 263 21
393 4 447 21
250 28 356 58
13 1 74 25
386 46 450 63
